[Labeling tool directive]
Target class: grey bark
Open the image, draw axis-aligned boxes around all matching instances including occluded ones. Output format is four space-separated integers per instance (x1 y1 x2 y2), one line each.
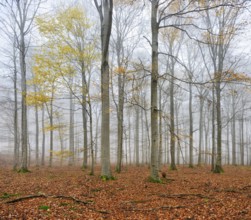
150 0 160 181
188 81 193 168
19 23 28 172
211 86 216 171
198 90 206 166
175 101 180 165
135 106 140 166
13 38 19 170
81 65 88 169
35 86 39 167
226 109 230 165
158 87 162 167
88 100 94 175
239 108 244 166
41 105 45 166
49 97 53 167
232 92 236 165
68 79 75 166
94 0 113 178
169 56 177 171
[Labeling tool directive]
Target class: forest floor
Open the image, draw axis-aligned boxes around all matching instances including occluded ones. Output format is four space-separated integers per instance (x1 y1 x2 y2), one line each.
0 165 250 219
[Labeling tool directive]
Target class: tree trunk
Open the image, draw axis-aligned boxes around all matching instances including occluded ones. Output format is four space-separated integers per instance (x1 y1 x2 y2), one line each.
89 101 95 175
94 0 113 179
198 94 204 166
176 102 180 165
135 106 140 166
69 82 75 166
116 71 125 172
240 110 244 166
188 81 193 168
211 85 215 171
214 79 223 173
158 87 162 167
150 0 160 181
141 107 145 164
232 92 236 165
144 103 151 164
49 97 54 167
13 40 19 170
82 66 88 169
41 105 45 166
226 109 230 165
35 92 39 167
170 68 177 170
20 32 28 172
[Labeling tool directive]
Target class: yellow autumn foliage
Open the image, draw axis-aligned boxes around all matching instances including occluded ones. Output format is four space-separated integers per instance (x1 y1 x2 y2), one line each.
225 71 251 82
29 5 98 109
52 150 74 158
44 123 66 132
26 92 50 106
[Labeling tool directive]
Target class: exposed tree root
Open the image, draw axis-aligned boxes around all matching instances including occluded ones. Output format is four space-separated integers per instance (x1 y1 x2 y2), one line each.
158 193 211 199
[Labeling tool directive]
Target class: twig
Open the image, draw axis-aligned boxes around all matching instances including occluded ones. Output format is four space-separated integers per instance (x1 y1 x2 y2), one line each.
124 205 187 212
160 205 187 209
5 194 111 214
6 195 46 204
6 194 93 205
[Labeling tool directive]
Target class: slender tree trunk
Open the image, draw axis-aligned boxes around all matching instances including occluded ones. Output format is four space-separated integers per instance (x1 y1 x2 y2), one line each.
116 72 125 172
204 109 209 165
49 98 53 167
158 87 162 168
13 40 19 170
82 65 88 169
135 106 140 166
141 107 145 164
150 0 160 181
116 59 125 173
69 82 75 166
211 85 215 171
240 111 244 166
94 111 100 164
188 81 193 168
144 103 151 164
41 105 45 166
166 123 170 164
20 32 28 172
170 69 177 170
128 111 132 165
56 115 64 167
176 102 180 165
35 92 39 167
214 78 223 173
232 93 236 165
89 101 95 175
198 94 204 166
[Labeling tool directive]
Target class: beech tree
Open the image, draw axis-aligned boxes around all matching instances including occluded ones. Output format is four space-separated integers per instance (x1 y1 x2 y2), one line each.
33 6 98 169
94 0 113 179
111 0 141 173
201 0 246 173
31 45 64 167
4 0 42 172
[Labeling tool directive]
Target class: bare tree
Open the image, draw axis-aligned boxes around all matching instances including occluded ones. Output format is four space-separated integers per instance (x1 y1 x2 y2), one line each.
111 0 141 172
5 0 42 172
202 0 245 172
